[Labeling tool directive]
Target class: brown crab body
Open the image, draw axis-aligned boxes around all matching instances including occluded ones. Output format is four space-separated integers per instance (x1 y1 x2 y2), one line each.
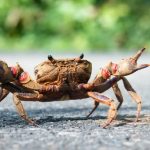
34 58 92 85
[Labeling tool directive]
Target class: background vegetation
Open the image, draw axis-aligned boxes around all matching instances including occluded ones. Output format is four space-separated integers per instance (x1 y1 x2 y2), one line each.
0 0 150 52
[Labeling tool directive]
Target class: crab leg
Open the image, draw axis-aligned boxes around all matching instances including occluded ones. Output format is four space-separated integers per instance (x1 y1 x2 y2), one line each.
14 92 45 101
2 82 45 125
13 93 37 125
87 92 117 128
80 76 121 92
86 68 124 117
86 81 124 118
86 101 99 118
0 88 9 102
121 77 142 122
0 82 24 102
112 83 124 110
81 77 121 118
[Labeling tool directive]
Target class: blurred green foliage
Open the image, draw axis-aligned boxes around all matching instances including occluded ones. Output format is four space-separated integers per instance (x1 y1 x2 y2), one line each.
0 0 150 52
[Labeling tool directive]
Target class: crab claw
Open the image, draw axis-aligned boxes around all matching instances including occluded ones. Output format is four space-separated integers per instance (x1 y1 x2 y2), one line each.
0 60 14 83
113 48 150 76
0 63 5 80
133 47 145 61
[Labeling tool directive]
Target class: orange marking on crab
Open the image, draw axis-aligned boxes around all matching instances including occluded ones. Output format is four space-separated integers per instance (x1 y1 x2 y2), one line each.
19 72 31 83
101 68 111 79
111 63 118 74
11 66 18 77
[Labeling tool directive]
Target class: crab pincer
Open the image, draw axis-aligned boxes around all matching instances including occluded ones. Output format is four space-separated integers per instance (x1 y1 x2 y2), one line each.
112 48 150 76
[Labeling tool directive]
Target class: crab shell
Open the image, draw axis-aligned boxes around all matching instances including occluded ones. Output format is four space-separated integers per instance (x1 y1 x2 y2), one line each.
34 58 92 86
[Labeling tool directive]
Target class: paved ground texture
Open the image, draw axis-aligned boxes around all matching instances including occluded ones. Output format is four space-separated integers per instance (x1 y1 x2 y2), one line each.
0 52 150 150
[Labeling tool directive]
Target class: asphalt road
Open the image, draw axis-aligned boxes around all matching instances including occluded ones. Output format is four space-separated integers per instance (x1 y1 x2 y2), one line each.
0 52 150 150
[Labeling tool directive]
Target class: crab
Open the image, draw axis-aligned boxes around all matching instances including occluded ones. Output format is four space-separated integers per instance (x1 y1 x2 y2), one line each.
0 48 149 128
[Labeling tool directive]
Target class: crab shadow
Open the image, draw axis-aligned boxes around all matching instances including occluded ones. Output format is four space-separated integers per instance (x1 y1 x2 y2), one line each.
0 106 149 128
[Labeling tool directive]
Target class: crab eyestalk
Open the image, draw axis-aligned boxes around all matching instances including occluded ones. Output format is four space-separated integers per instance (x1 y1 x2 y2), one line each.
80 53 84 59
48 55 54 61
74 53 84 62
48 55 56 64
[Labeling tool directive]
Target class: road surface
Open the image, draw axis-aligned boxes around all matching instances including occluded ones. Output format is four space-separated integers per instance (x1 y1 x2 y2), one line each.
0 52 150 150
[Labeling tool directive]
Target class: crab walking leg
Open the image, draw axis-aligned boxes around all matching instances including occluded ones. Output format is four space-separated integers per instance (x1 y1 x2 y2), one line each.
81 76 121 92
87 92 117 128
86 80 124 117
86 72 124 117
85 74 105 118
121 77 142 122
112 83 124 110
0 88 9 102
0 82 24 102
13 93 40 125
86 101 99 118
81 77 121 118
86 83 123 118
